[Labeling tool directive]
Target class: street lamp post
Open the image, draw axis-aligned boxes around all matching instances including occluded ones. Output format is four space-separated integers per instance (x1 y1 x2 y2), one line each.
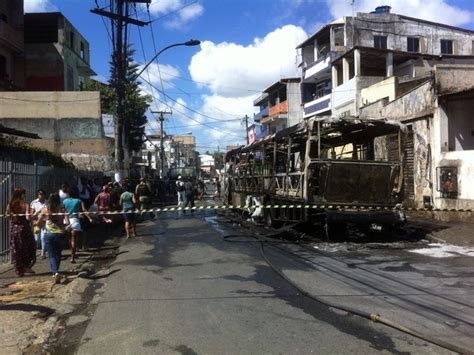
136 39 200 179
135 39 201 79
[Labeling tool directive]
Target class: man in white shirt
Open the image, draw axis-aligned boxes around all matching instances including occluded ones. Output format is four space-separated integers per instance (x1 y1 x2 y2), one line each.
176 176 185 207
30 189 48 257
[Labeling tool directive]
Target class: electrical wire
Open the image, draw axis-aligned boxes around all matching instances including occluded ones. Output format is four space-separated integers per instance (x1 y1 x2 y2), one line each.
139 80 244 139
146 0 199 24
222 225 470 354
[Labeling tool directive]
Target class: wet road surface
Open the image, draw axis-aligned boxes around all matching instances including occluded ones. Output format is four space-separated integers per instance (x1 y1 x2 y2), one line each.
76 211 470 354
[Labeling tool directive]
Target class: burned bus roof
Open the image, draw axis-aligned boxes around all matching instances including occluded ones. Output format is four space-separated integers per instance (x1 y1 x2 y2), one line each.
226 117 405 158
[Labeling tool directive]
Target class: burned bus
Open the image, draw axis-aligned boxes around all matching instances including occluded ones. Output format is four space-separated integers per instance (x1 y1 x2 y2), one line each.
224 117 406 232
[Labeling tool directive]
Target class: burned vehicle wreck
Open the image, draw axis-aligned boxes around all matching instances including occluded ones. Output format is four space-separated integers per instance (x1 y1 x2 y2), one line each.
224 117 406 232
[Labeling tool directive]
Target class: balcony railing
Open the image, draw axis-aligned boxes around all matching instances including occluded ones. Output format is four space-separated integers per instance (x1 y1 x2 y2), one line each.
253 106 269 122
303 51 334 81
303 93 331 117
268 100 288 117
0 21 23 53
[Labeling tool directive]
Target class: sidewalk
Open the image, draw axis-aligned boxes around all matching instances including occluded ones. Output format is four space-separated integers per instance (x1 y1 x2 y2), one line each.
406 213 474 246
0 223 124 354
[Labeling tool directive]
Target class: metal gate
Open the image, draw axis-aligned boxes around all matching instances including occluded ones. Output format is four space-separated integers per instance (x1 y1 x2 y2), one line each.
0 161 99 263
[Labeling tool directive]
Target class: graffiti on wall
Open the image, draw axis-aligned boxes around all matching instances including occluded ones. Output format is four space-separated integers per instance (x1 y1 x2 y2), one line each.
415 132 429 189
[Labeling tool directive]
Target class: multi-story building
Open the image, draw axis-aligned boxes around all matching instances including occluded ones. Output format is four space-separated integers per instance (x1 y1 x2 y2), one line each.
172 134 196 169
253 78 302 138
297 5 474 118
0 0 24 90
24 12 95 91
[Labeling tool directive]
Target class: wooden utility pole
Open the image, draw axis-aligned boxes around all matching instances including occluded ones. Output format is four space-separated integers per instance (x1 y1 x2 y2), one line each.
151 110 172 178
91 0 149 181
243 114 249 145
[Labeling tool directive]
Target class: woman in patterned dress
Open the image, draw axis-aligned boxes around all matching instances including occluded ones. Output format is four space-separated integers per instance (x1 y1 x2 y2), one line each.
5 188 36 277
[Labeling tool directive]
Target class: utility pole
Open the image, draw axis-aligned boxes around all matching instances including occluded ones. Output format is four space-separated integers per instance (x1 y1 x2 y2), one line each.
151 110 172 178
243 114 249 145
91 1 149 181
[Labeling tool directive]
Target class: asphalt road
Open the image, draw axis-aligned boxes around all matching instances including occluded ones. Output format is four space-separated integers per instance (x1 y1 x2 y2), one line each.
74 210 467 354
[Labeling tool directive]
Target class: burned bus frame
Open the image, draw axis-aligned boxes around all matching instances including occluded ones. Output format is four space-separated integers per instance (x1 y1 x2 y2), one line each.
224 117 406 228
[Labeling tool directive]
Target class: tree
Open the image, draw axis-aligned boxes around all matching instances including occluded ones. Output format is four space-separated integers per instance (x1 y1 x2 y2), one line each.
212 151 225 170
108 46 152 153
84 79 116 114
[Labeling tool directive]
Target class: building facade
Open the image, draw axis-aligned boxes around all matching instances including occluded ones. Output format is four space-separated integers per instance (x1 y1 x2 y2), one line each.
24 12 95 91
253 78 302 138
0 0 24 90
297 6 474 119
0 91 114 172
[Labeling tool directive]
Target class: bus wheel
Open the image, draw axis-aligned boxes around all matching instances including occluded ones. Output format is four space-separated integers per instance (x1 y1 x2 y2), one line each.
264 200 282 228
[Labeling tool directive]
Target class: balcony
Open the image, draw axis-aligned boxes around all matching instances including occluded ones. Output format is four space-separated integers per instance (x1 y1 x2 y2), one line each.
303 52 334 81
303 93 331 118
0 21 23 53
253 106 269 122
268 100 288 117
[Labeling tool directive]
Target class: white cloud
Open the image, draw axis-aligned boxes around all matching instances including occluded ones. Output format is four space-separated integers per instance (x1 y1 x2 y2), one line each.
326 0 472 27
24 0 56 12
189 25 307 98
138 63 180 89
164 3 204 29
197 95 257 141
186 25 307 143
146 0 204 29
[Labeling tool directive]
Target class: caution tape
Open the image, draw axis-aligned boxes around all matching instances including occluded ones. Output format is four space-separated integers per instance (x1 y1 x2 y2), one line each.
0 204 472 218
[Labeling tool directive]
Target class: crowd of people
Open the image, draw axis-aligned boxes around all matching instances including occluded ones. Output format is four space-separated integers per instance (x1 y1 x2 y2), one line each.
4 174 222 283
4 175 156 283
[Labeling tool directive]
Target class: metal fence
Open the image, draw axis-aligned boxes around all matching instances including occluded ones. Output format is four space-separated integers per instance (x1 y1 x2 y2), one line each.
0 160 99 263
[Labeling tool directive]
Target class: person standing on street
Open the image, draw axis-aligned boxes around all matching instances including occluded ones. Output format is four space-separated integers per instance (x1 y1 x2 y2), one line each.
135 177 154 219
59 183 69 204
95 185 113 224
63 186 92 263
30 189 48 258
36 193 68 283
78 176 92 209
176 176 185 207
197 178 206 200
183 177 195 213
5 188 36 277
120 185 137 239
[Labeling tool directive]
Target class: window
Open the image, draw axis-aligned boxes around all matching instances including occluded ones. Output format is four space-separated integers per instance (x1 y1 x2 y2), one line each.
0 55 6 78
69 31 75 49
80 42 85 60
374 35 387 49
407 37 420 52
440 39 453 54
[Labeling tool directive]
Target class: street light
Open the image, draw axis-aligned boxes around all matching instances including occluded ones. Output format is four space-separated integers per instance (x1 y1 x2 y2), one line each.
135 39 201 79
135 39 200 179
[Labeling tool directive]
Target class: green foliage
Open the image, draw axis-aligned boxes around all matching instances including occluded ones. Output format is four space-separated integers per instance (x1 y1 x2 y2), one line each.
84 79 116 114
212 151 225 169
109 47 152 153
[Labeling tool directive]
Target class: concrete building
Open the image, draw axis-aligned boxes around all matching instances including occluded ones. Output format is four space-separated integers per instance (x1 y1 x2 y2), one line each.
359 64 474 215
199 154 215 174
297 5 474 118
253 78 302 138
0 0 25 90
0 91 114 172
24 12 95 91
172 134 196 168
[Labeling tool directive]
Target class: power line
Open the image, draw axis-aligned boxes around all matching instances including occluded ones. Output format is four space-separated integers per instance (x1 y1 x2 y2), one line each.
146 0 199 24
141 76 244 138
146 6 179 135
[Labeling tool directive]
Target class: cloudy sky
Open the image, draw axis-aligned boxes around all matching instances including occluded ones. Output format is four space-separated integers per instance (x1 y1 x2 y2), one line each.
24 0 474 152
